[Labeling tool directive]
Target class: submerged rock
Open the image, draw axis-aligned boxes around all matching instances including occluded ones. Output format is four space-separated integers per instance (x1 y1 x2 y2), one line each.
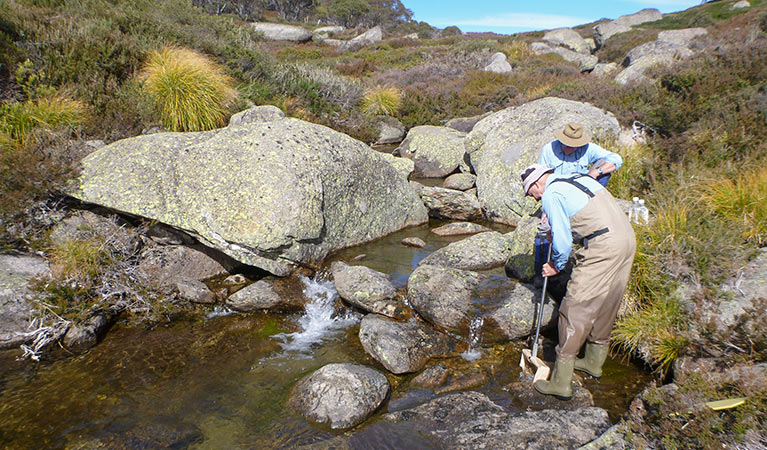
73 118 427 276
62 311 111 353
411 363 450 388
330 261 405 318
430 222 491 236
401 237 426 248
0 254 50 349
383 391 611 449
288 363 389 429
418 231 512 271
359 314 457 374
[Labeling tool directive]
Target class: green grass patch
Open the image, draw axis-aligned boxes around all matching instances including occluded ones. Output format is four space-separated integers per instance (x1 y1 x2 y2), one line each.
361 86 402 116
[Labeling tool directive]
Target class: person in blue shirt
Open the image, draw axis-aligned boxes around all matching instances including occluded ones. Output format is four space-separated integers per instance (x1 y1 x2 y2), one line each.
520 164 636 400
533 122 623 287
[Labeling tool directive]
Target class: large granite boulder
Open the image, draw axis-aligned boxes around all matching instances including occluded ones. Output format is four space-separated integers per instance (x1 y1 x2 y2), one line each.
407 265 480 335
339 26 383 53
397 125 467 178
288 363 389 429
484 52 512 74
359 314 457 374
418 231 512 271
657 28 708 47
465 97 620 225
73 118 427 276
330 261 406 318
445 113 491 134
419 186 483 221
383 391 611 449
0 255 50 349
504 214 539 281
622 40 693 67
312 25 345 43
484 282 558 341
593 8 663 48
543 28 590 54
379 153 415 179
251 23 312 42
614 53 677 85
531 43 598 72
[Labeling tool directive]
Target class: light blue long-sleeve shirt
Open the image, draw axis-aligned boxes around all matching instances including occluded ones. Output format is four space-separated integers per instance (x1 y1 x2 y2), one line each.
541 174 605 271
538 140 623 175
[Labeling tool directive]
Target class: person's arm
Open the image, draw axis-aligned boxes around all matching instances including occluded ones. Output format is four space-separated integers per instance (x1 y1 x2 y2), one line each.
541 191 573 274
538 142 553 167
586 143 622 178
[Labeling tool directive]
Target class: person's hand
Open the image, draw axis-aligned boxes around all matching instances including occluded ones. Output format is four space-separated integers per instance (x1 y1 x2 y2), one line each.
542 262 559 277
588 168 599 179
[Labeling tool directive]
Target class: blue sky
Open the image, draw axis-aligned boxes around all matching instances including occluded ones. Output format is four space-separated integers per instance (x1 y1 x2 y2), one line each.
403 1 702 34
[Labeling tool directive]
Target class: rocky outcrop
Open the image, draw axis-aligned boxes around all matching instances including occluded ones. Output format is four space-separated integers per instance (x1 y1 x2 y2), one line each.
622 40 693 67
397 125 466 177
418 231 512 271
330 261 405 318
530 43 598 72
251 23 312 42
466 97 620 225
288 363 389 429
339 26 383 53
543 28 590 54
225 276 304 312
593 9 663 48
373 115 406 145
484 52 512 73
657 28 707 47
0 255 50 349
228 105 285 126
73 118 427 276
443 173 476 191
383 391 611 449
359 314 456 374
419 187 483 221
431 222 491 237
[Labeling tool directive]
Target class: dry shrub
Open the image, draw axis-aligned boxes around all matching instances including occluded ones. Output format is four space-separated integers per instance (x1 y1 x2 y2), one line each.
336 59 377 77
274 63 362 112
139 46 238 132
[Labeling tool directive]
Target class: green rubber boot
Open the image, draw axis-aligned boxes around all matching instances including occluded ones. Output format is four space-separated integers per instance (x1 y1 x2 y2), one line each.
534 357 574 400
574 343 609 378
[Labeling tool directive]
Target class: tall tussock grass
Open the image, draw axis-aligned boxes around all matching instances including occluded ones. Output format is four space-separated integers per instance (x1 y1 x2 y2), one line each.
701 166 767 246
139 47 238 132
0 95 87 146
361 86 402 116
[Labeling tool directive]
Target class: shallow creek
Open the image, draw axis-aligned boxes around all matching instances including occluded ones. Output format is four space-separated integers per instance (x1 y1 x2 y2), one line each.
0 220 652 449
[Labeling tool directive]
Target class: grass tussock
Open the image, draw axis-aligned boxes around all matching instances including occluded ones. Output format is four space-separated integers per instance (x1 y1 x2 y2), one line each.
361 86 402 116
139 47 238 132
0 94 87 146
701 166 767 246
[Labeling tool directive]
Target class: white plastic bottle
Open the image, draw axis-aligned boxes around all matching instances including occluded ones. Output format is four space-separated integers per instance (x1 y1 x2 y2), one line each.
638 199 649 224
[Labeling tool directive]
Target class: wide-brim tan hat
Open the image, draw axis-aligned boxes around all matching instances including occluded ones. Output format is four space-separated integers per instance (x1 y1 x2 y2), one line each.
521 164 554 196
554 122 590 147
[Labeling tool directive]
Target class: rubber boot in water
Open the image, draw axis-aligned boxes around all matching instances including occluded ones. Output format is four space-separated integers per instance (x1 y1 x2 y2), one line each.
534 357 573 400
574 342 609 378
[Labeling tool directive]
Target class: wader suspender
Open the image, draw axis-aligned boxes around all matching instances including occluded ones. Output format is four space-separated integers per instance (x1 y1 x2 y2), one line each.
550 175 610 249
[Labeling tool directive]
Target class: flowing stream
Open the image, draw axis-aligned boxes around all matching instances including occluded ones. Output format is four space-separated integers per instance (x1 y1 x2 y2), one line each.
0 221 653 449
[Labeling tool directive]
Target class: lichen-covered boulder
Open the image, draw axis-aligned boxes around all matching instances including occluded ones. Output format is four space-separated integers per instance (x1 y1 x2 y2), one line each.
359 314 457 374
228 105 285 126
543 28 590 54
431 222 491 237
443 173 476 191
397 125 467 178
407 265 480 335
373 116 406 145
288 363 389 429
225 276 305 312
504 214 538 282
445 113 491 134
593 8 662 48
484 282 557 341
657 28 707 47
418 231 512 271
251 23 312 42
73 118 428 276
419 186 483 220
466 97 620 226
614 53 677 85
330 261 405 318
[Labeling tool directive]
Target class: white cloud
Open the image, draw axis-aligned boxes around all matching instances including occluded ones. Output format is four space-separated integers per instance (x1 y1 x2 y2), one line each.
432 13 593 31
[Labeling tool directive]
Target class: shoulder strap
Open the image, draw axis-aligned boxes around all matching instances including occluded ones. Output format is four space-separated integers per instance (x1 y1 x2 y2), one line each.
549 175 595 197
